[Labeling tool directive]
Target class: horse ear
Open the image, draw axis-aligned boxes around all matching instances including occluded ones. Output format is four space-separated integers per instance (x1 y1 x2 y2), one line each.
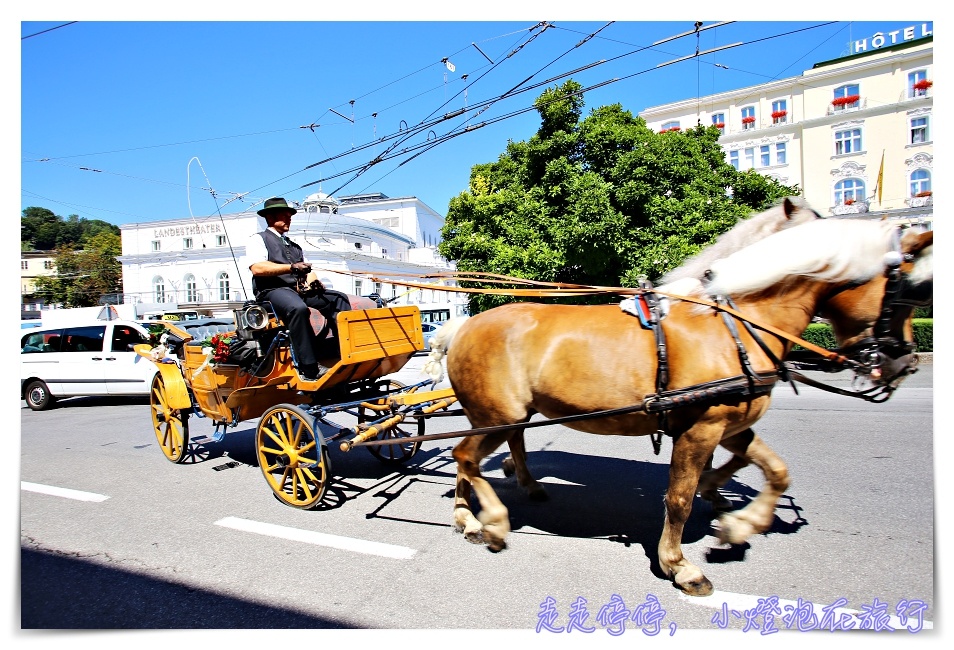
901 229 933 255
782 197 796 219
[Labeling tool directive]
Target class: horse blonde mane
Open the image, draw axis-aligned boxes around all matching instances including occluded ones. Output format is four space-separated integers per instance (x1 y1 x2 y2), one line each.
658 198 816 287
704 218 900 297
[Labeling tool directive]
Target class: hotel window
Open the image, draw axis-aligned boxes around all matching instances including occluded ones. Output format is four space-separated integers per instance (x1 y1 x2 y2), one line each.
217 272 230 301
741 106 755 130
834 178 866 205
743 147 755 170
728 150 739 170
711 113 725 133
771 100 787 124
21 260 28 270
184 274 198 302
834 128 862 155
152 240 161 252
183 237 193 250
909 69 930 98
832 84 860 111
776 142 787 165
910 116 929 144
216 235 227 247
374 282 382 296
661 120 680 132
354 279 363 296
153 276 166 303
910 169 931 196
760 145 771 167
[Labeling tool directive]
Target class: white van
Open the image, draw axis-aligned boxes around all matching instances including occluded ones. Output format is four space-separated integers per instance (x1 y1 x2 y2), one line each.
20 320 159 411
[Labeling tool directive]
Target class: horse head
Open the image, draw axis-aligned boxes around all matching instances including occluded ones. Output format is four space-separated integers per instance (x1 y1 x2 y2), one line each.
819 226 933 388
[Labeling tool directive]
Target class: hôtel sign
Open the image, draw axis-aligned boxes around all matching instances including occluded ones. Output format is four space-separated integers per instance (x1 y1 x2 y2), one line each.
853 23 932 53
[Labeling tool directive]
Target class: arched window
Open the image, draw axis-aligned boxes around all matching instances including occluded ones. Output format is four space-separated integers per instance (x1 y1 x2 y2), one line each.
834 178 866 205
153 276 166 303
217 272 230 301
910 169 931 196
661 120 680 132
184 274 197 302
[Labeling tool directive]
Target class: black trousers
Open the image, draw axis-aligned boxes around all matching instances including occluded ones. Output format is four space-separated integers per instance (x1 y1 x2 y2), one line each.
258 286 352 368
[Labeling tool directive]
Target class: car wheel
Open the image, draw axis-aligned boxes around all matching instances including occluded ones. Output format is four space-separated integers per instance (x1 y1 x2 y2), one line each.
24 380 55 411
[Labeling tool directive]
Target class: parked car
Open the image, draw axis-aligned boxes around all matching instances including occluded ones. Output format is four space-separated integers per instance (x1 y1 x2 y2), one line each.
20 320 160 411
421 321 443 351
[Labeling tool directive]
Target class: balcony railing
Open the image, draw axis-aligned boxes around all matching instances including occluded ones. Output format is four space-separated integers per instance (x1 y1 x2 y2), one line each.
826 97 867 116
905 195 933 208
831 201 870 216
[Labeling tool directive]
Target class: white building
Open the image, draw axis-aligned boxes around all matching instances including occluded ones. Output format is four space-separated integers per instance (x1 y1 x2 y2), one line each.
639 24 933 228
116 192 468 319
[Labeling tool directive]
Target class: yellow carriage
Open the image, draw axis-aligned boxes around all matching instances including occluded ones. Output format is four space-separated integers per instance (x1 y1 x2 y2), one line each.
138 300 456 509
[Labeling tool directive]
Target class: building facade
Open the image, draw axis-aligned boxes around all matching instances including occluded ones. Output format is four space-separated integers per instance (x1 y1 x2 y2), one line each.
20 251 57 319
116 192 468 317
639 25 933 228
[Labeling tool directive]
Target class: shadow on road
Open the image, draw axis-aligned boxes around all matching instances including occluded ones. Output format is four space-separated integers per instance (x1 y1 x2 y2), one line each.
20 547 364 629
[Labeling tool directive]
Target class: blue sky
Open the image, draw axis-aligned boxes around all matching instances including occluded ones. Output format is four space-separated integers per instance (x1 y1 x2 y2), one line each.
19 15 933 227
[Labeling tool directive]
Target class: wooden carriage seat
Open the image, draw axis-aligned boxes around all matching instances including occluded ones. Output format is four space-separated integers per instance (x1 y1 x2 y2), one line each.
306 295 379 339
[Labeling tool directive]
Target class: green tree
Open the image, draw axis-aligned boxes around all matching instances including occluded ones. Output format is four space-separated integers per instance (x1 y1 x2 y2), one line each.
439 81 798 313
33 231 123 308
21 206 120 251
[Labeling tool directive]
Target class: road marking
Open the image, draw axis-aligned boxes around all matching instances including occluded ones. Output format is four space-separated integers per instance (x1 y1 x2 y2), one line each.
20 481 110 502
678 589 933 630
214 516 417 560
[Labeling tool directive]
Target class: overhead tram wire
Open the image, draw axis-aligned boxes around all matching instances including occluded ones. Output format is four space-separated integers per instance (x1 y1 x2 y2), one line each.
306 21 846 197
214 21 844 217
322 24 553 195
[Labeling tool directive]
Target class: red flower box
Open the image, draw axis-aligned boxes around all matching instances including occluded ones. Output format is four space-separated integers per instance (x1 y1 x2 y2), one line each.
831 94 861 107
844 198 855 205
915 190 932 198
771 110 787 119
741 116 755 124
713 122 725 128
913 79 933 91
665 126 681 132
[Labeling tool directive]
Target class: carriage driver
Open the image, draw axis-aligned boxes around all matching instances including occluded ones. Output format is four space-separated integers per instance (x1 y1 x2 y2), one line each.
246 197 352 381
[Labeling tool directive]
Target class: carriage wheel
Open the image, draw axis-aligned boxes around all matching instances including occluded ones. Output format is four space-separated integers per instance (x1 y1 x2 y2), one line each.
150 374 189 463
363 380 423 465
256 404 330 509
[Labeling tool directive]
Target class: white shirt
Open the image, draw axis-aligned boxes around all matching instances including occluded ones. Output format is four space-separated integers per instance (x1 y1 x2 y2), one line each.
244 228 308 270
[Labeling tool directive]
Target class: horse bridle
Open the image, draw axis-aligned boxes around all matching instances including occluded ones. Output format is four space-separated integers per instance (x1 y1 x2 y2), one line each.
824 226 931 396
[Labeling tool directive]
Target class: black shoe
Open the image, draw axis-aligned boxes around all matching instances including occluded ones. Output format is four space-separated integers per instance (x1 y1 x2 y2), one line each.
298 364 328 382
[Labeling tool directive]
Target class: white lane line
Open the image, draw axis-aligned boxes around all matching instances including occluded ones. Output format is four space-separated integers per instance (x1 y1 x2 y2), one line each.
20 481 110 502
679 589 933 630
214 516 417 560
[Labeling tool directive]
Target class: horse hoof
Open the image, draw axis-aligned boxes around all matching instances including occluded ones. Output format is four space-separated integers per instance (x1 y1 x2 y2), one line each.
486 539 507 553
501 457 515 477
679 576 714 597
463 529 484 545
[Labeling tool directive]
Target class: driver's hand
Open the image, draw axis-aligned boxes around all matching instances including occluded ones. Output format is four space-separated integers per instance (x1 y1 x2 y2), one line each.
290 261 312 274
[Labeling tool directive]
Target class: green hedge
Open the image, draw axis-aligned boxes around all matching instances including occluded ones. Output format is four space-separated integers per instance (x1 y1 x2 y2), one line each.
796 319 933 352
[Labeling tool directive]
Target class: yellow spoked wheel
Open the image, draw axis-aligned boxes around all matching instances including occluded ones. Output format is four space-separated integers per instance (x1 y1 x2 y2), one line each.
150 374 189 463
363 380 423 465
256 404 330 509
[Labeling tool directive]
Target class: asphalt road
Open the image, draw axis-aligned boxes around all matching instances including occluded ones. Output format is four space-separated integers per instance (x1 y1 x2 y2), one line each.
19 358 936 639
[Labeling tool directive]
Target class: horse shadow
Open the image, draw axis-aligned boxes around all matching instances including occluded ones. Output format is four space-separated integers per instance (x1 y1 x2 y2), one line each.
472 449 807 575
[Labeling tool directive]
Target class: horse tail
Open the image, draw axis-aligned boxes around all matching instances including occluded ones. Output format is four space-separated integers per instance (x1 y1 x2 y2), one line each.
422 316 470 383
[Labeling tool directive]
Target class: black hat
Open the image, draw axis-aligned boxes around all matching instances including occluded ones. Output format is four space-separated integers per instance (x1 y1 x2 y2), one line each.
257 197 298 218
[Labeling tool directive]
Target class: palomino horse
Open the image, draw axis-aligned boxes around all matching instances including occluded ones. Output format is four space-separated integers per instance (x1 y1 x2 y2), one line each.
493 196 822 495
433 218 932 596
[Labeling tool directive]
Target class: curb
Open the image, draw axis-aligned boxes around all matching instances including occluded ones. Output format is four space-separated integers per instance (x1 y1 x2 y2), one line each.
916 352 933 365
